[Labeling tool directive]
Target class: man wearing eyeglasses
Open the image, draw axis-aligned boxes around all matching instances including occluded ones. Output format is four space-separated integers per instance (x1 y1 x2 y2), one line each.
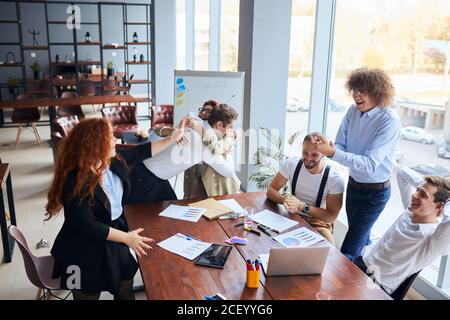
353 166 450 296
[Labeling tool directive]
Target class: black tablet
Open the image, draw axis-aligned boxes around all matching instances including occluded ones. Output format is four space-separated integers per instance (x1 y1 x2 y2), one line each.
194 244 233 269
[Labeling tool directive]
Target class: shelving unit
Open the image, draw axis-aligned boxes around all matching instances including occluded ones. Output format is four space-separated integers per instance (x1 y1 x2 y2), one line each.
122 2 153 112
125 42 152 45
0 0 154 117
22 46 48 50
0 63 23 67
103 45 127 50
126 61 151 65
77 42 101 46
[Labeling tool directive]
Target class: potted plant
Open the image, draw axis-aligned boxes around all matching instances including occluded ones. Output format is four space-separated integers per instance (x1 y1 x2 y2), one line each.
249 128 302 191
106 61 114 77
30 60 42 80
7 76 19 99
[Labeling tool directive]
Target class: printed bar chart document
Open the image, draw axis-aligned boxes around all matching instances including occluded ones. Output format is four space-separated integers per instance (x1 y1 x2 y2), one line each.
157 233 212 260
273 227 324 248
158 204 205 223
251 210 298 233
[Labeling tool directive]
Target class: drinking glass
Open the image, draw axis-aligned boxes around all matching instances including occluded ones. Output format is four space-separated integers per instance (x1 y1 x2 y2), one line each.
243 207 255 228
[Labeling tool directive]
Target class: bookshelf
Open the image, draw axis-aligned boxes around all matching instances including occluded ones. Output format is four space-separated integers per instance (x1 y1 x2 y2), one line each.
0 0 154 117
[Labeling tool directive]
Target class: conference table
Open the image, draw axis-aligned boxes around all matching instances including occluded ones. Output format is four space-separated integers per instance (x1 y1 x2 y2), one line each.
124 192 391 300
0 95 137 132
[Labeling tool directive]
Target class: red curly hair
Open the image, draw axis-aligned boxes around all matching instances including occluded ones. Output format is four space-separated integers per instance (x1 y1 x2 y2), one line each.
45 118 114 219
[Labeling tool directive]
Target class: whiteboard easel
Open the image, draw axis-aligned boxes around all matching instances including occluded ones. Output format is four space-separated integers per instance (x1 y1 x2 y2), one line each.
173 70 245 172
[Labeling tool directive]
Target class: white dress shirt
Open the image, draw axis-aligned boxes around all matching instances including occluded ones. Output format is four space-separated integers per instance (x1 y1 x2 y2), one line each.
101 168 124 221
362 166 450 294
142 128 236 180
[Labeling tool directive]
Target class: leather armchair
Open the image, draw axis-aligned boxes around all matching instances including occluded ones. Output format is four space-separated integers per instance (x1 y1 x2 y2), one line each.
150 105 174 129
51 115 80 142
101 105 138 138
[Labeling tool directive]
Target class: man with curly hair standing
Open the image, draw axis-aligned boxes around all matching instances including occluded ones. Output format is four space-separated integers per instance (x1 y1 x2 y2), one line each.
312 68 401 260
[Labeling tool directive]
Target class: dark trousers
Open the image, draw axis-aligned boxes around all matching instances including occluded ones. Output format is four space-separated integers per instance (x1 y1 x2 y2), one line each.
340 183 391 260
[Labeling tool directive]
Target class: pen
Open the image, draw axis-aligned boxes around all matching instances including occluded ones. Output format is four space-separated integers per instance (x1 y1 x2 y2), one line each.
234 222 244 228
249 229 261 236
243 227 261 236
255 258 260 271
186 234 200 241
246 259 253 270
257 224 273 237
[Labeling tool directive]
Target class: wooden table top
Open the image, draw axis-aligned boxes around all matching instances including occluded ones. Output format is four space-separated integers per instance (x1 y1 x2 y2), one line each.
124 192 392 300
125 200 271 300
0 95 136 109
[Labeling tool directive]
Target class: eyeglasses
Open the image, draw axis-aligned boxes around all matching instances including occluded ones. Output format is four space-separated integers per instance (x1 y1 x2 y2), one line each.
352 89 367 96
198 107 213 113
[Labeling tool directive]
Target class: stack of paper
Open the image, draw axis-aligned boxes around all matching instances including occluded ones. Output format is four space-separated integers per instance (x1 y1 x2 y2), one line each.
158 204 205 222
273 227 324 248
251 209 298 233
188 198 232 220
157 233 212 260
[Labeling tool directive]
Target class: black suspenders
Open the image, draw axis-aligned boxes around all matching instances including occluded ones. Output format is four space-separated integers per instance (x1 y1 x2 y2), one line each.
291 159 331 208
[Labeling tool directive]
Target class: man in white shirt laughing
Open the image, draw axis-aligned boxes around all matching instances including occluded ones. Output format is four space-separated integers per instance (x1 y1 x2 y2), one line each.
355 167 450 296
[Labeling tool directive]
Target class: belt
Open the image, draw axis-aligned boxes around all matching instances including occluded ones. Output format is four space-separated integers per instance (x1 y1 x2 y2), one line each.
348 177 390 190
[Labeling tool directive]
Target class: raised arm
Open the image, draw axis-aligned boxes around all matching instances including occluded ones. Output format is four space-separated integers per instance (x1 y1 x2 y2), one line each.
396 165 423 210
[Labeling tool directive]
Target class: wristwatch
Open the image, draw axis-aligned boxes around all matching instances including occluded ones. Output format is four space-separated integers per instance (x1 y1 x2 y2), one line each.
301 203 311 214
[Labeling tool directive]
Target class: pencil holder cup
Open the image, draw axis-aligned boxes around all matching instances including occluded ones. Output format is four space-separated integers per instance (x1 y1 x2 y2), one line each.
246 269 260 288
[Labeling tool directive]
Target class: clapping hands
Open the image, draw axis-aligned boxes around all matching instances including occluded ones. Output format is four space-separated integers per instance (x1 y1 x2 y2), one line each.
283 194 305 214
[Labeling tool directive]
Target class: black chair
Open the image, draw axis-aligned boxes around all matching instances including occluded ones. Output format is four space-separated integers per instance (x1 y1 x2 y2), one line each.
389 270 421 300
11 93 41 146
58 91 85 119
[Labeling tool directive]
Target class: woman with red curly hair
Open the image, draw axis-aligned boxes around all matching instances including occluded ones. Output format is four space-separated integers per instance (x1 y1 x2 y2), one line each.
46 117 186 300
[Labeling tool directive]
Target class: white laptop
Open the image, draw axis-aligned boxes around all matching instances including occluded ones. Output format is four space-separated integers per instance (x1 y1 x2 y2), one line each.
259 246 330 276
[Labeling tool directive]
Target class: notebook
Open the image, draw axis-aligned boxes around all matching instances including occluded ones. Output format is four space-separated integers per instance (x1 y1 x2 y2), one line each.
188 198 233 220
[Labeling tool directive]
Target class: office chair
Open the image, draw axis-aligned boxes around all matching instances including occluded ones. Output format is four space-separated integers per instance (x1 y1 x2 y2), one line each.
58 91 85 119
8 226 71 300
11 93 41 146
389 270 421 300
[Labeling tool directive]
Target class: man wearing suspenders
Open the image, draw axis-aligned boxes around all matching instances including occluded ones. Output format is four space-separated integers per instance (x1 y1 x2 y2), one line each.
267 133 345 245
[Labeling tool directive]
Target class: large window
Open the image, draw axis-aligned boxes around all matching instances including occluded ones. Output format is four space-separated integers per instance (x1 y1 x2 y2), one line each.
176 0 240 72
284 0 317 157
176 0 186 69
326 0 450 288
194 0 210 70
219 0 239 71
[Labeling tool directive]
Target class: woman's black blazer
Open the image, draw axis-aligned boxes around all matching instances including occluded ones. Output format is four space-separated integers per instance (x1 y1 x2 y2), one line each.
51 142 152 281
